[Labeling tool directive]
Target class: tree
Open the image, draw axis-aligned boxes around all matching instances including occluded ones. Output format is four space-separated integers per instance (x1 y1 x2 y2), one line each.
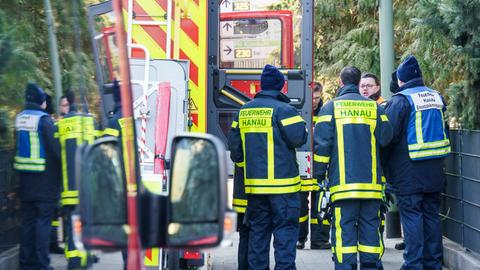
411 0 480 129
0 1 100 110
276 0 478 129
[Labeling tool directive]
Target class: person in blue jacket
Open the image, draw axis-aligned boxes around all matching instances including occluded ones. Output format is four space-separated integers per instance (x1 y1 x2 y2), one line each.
228 64 308 270
383 55 450 270
15 83 61 270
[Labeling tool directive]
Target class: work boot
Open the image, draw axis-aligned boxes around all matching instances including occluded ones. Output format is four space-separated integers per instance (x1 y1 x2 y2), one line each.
50 245 64 254
90 254 100 263
311 242 331 250
394 241 406 250
296 240 305 250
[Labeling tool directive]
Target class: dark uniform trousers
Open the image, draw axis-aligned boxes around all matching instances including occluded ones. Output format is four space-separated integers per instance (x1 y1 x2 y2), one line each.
247 193 300 270
298 191 330 245
397 193 442 270
20 201 56 270
58 113 94 269
331 200 384 270
237 213 249 270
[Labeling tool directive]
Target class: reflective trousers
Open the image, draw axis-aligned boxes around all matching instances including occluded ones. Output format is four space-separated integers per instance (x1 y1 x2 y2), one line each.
237 213 249 270
20 201 56 270
247 193 300 270
397 192 442 270
331 200 384 270
298 191 330 244
63 206 89 269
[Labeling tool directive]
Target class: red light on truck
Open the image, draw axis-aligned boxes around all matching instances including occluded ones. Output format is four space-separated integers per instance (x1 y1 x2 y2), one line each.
183 250 202 260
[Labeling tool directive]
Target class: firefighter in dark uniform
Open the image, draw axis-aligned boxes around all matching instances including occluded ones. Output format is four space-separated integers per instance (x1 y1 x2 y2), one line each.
57 90 95 269
15 83 61 270
297 82 331 250
44 93 64 255
383 55 450 270
228 64 308 270
101 81 128 270
313 67 393 270
104 81 123 137
358 74 390 237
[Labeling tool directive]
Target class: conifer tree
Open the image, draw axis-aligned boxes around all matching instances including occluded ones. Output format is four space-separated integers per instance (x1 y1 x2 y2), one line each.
412 0 480 129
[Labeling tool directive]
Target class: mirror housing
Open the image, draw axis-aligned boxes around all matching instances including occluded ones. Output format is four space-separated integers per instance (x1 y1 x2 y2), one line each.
166 133 227 248
76 133 227 251
77 137 128 250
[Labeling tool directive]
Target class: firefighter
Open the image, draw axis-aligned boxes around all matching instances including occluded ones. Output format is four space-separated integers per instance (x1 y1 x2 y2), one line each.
15 83 61 270
359 73 387 106
297 82 331 250
105 80 123 136
313 67 393 269
358 74 390 237
383 55 450 269
43 93 65 255
313 82 324 119
228 64 308 269
58 95 70 119
57 90 95 269
102 80 128 270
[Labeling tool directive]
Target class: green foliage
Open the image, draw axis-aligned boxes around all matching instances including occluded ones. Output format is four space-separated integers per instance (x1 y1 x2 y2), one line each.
0 8 47 109
0 0 98 114
410 0 480 129
312 0 380 96
283 0 480 129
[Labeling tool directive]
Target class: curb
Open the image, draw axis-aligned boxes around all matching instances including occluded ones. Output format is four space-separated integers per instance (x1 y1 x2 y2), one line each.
443 238 480 270
0 245 19 270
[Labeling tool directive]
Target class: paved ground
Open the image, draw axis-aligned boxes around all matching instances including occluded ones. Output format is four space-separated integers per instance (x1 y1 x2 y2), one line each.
51 235 429 269
211 235 406 270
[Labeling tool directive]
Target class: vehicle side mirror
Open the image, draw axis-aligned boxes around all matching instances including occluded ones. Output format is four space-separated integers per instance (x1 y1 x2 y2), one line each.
166 133 227 248
77 137 128 250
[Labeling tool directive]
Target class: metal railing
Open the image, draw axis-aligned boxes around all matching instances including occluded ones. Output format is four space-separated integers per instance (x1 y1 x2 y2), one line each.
441 129 480 254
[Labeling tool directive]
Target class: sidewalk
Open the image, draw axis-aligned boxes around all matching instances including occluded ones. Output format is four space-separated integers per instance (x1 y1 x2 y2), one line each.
211 235 406 270
48 236 411 269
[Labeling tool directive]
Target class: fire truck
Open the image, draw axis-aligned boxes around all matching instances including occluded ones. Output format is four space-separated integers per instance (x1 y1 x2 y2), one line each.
75 0 314 269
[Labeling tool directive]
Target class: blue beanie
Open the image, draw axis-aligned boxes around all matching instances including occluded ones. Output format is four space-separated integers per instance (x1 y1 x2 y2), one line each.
25 83 46 105
261 64 285 91
397 55 422 83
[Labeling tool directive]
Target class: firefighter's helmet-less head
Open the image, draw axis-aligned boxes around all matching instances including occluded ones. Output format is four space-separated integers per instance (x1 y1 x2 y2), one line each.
260 64 285 91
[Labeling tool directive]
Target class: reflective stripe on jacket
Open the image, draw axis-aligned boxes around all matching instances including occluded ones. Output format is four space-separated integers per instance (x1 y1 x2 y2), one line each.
228 90 308 195
396 86 450 160
14 110 49 172
313 84 393 202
